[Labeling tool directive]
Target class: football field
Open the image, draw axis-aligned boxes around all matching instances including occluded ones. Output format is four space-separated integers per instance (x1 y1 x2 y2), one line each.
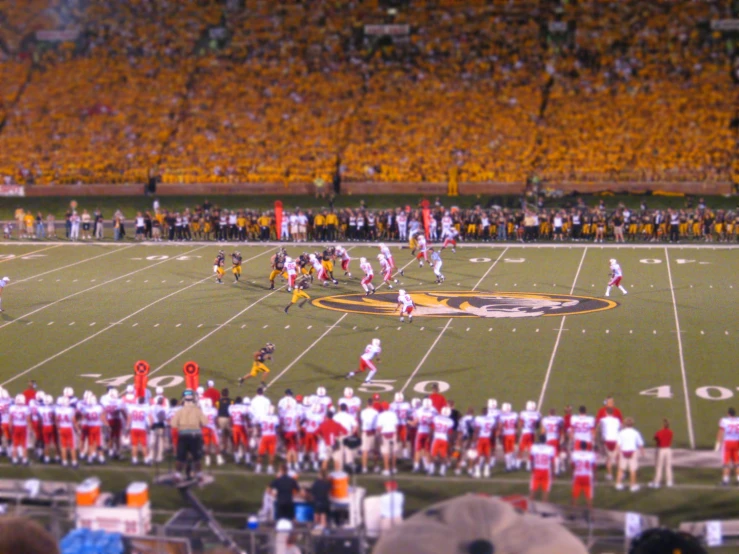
1 241 738 527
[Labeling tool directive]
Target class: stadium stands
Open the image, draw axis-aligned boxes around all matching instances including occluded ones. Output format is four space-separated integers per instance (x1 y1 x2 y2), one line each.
0 0 736 187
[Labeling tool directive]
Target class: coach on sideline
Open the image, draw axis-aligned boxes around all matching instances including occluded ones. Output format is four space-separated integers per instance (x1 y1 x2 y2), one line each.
171 389 209 480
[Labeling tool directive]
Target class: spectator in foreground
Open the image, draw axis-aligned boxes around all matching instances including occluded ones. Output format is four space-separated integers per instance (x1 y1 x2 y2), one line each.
0 517 60 554
269 464 303 521
650 419 674 488
308 469 331 528
380 480 404 532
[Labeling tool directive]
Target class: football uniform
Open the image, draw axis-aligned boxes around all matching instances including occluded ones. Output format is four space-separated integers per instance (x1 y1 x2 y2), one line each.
249 348 271 377
474 413 497 458
302 411 324 453
530 443 555 493
229 403 249 449
498 411 519 454
85 404 104 449
380 257 393 284
379 244 395 271
285 259 298 289
280 408 300 452
398 292 414 318
128 404 151 448
55 406 77 450
360 260 374 286
335 246 351 273
570 414 595 450
389 400 411 443
338 396 362 418
541 415 564 454
571 450 596 500
258 414 280 456
202 405 219 448
608 263 623 287
232 253 242 277
430 414 454 458
9 405 29 448
0 397 11 444
360 407 379 452
315 395 333 416
720 416 739 465
358 343 381 374
518 409 541 453
37 404 56 447
414 407 437 452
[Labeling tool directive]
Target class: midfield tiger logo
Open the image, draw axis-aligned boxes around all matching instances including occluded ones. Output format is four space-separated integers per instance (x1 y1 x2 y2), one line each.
312 291 617 319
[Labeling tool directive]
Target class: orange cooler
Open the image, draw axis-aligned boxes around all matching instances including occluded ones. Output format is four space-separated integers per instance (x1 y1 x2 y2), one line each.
126 482 149 507
76 479 100 506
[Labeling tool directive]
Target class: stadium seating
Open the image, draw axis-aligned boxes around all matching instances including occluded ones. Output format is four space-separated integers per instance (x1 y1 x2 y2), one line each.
0 0 735 186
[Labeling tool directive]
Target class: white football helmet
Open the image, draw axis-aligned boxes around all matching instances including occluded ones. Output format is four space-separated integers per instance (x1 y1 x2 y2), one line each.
398 289 406 296
411 398 421 409
125 385 134 393
242 397 251 406
15 394 25 405
377 254 385 261
302 396 312 407
88 395 98 405
487 399 498 410
379 243 386 250
372 338 381 347
360 257 367 264
35 390 45 401
441 406 451 417
526 401 536 411
83 391 92 402
201 398 213 410
286 256 293 263
63 387 74 398
155 387 164 395
196 386 205 396
394 392 404 403
109 389 119 400
422 398 432 409
45 394 54 405
609 258 617 265
501 402 511 413
317 386 326 397
344 387 354 398
58 396 69 407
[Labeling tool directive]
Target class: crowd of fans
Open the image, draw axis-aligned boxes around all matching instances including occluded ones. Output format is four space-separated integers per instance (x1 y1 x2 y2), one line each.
0 0 737 186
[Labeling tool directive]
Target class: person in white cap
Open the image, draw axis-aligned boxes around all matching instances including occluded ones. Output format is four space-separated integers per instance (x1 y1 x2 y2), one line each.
0 276 9 312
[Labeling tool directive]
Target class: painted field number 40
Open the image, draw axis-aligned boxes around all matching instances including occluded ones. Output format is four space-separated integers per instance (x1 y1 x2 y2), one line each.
641 385 735 400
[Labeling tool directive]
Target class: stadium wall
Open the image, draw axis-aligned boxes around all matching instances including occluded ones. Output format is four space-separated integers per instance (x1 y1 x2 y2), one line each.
21 181 731 197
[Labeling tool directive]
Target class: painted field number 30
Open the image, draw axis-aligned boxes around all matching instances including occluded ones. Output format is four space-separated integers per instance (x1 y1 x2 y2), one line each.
641 385 736 401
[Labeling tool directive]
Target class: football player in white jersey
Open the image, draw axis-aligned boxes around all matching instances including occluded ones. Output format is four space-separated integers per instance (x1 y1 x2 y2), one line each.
377 254 396 289
284 256 298 292
605 258 628 297
378 243 402 276
338 387 361 419
359 257 376 295
415 233 428 266
335 245 352 277
345 339 381 383
428 247 444 284
397 289 414 323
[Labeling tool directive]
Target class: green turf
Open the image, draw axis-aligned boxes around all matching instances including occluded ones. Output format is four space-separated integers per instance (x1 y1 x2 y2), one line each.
0 242 738 534
0 193 736 221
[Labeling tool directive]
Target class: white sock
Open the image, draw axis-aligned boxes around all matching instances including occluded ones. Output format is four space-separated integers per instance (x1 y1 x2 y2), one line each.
619 286 627 294
362 284 368 292
605 287 611 295
366 369 377 382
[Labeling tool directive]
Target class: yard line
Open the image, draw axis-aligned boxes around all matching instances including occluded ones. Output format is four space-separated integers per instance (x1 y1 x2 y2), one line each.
664 248 696 449
6 245 135 287
0 244 62 264
266 313 349 390
536 247 588 410
0 245 207 331
399 247 509 394
0 274 214 387
148 288 284 376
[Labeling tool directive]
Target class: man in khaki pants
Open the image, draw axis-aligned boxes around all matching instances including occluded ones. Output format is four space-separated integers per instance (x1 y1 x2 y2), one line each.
650 418 674 488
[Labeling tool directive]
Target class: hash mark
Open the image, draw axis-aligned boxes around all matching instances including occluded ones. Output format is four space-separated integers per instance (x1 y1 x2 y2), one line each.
90 322 96 327
629 330 633 334
397 326 402 330
26 321 32 326
488 328 492 332
606 329 610 334
285 325 290 329
126 280 131 283
69 322 75 326
56 279 60 282
726 331 729 335
132 323 138 327
144 280 148 283
710 285 713 289
307 325 312 329
90 279 96 282
263 325 268 329
582 329 586 333
420 327 425 331
73 279 78 282
513 283 517 287
353 326 357 330
180 280 184 284
176 323 182 328
512 328 516 332
162 280 166 283
466 327 470 332
701 330 705 335
533 283 537 287
38 279 43 282
198 324 203 328
653 330 657 334
48 321 54 326
375 326 379 330
535 328 539 333
154 323 160 327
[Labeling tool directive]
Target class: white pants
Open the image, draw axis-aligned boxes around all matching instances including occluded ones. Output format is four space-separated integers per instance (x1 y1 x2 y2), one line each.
653 447 673 485
433 262 443 276
70 223 80 239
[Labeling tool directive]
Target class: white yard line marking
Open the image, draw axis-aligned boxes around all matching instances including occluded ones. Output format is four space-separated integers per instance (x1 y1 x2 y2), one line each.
0 244 62 265
0 245 209 331
536 247 588 410
0 248 274 387
665 248 695 449
266 313 349 389
6 245 135 287
149 288 285 376
400 247 509 394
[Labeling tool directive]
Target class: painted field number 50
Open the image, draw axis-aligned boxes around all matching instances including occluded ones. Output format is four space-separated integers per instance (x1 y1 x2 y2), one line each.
641 385 736 401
